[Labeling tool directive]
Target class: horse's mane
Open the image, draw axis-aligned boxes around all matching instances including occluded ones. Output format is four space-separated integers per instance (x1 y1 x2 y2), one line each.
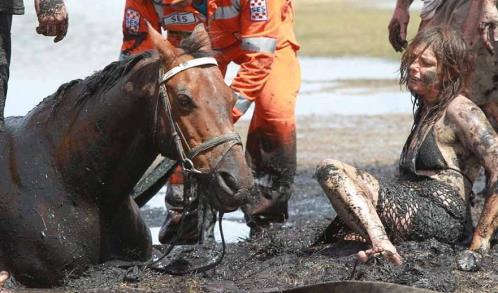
28 34 213 118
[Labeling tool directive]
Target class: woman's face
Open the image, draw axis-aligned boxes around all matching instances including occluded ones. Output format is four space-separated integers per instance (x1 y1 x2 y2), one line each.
407 44 440 104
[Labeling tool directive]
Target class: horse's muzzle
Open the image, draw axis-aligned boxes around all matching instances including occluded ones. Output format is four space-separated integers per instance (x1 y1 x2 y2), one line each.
213 171 250 212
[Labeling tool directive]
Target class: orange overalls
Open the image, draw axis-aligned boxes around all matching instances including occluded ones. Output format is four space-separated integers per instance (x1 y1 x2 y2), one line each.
121 0 301 225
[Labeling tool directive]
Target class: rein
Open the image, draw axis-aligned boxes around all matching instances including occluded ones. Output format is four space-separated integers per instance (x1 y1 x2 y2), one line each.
136 57 242 275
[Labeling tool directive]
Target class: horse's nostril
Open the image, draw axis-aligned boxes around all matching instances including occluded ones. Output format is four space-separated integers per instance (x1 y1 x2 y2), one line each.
217 171 239 194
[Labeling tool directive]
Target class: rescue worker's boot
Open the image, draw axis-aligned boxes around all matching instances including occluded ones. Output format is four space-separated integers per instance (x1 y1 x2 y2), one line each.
244 178 293 235
158 181 201 245
158 166 217 244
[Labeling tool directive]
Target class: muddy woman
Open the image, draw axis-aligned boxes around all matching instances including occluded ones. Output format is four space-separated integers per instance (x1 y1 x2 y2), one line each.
316 26 498 270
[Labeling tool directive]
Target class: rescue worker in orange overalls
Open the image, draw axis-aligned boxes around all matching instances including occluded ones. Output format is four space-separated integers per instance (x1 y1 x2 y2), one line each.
121 0 301 243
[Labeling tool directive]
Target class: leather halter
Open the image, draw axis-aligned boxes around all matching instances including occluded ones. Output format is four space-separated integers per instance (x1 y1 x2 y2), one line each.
158 57 242 174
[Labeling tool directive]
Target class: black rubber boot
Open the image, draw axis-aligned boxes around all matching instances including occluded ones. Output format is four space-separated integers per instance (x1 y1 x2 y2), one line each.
244 181 292 236
158 183 217 245
159 182 199 245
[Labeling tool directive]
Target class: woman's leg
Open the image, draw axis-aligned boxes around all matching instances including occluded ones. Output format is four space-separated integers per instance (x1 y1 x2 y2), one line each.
316 159 402 265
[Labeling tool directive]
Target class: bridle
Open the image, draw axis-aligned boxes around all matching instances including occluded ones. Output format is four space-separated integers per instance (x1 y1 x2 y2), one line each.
158 56 242 176
143 57 243 275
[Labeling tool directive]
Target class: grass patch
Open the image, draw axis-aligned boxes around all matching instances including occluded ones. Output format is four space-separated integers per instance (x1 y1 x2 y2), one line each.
294 0 421 59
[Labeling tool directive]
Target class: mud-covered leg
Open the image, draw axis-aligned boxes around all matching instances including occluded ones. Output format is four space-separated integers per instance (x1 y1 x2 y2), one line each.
0 14 12 131
316 159 402 265
159 166 202 245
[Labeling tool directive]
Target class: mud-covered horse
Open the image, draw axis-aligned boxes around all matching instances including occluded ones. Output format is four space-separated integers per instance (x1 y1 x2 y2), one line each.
0 25 253 287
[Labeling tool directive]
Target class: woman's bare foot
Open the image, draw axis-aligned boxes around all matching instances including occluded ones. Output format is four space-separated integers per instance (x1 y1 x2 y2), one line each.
357 241 403 266
0 271 9 287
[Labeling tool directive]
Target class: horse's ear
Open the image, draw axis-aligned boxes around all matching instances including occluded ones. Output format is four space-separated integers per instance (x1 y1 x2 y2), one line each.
146 21 176 63
190 24 212 51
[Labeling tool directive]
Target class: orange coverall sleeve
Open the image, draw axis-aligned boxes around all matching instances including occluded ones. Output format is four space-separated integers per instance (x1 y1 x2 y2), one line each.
230 0 281 102
121 0 161 59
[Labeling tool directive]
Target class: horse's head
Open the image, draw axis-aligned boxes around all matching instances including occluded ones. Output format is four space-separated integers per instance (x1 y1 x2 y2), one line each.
149 24 253 212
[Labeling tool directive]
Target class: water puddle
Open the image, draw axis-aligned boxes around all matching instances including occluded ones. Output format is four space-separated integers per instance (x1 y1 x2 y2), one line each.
145 188 249 245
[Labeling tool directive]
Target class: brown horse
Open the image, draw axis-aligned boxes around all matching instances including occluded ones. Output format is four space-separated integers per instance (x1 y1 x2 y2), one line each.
0 25 253 287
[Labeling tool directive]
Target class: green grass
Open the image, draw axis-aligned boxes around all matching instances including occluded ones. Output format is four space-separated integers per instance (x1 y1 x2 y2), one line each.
295 1 421 59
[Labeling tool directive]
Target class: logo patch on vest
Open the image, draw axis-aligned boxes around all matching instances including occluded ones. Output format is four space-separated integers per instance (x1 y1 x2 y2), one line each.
164 13 196 25
249 0 268 21
125 9 141 33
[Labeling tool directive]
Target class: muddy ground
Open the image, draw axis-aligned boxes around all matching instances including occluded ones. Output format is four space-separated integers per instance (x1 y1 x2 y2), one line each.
10 114 498 292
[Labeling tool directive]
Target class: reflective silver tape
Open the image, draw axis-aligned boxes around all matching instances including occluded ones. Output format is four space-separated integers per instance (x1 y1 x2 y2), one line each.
214 5 240 19
233 91 253 114
152 1 164 19
241 37 277 53
232 0 241 10
119 52 129 61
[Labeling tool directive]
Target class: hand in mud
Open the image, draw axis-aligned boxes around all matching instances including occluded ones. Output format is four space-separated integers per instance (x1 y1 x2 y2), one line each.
456 250 482 272
34 0 68 43
358 246 403 266
479 0 498 54
388 7 410 52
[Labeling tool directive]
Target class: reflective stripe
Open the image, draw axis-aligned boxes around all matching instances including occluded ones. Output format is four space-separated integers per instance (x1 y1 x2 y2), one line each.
214 5 239 19
152 1 164 19
233 91 253 115
232 0 241 10
241 37 277 53
119 52 129 61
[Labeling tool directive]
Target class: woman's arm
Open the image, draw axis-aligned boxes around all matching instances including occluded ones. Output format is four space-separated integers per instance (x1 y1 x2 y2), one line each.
447 97 498 254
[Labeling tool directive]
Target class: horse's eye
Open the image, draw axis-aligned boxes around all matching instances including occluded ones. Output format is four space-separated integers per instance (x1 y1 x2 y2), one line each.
177 94 194 108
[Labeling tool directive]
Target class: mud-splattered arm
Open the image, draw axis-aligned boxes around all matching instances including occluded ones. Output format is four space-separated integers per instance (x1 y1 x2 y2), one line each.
388 0 414 52
462 0 498 53
34 0 68 43
479 0 498 53
448 99 498 254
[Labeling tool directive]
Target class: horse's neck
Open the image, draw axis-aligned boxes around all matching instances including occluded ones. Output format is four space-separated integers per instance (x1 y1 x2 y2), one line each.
44 57 162 200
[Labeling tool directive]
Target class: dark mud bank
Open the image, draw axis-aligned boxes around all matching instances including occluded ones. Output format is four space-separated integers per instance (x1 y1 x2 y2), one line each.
47 166 498 292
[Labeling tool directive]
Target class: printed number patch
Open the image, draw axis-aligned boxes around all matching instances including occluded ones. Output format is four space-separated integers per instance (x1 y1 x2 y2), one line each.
125 9 141 33
249 0 268 21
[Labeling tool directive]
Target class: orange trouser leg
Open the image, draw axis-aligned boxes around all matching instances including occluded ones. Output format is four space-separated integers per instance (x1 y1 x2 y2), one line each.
243 46 301 222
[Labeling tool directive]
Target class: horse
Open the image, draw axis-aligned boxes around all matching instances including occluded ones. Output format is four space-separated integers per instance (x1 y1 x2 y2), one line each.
0 24 253 287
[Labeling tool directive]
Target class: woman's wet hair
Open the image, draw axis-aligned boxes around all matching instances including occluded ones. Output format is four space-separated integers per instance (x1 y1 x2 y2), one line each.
399 26 474 169
400 25 474 105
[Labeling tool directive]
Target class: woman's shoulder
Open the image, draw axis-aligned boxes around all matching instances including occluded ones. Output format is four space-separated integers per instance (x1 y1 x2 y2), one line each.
446 95 483 119
446 94 488 129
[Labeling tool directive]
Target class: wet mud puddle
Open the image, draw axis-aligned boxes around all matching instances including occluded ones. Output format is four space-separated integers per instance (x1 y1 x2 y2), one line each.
142 188 250 245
